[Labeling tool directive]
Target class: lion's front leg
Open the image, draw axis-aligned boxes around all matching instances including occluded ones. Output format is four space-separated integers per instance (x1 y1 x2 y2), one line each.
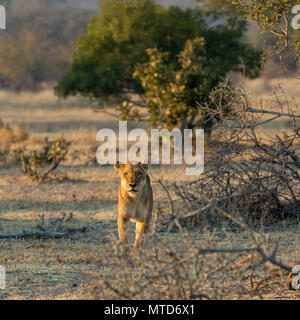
118 216 129 254
134 221 146 250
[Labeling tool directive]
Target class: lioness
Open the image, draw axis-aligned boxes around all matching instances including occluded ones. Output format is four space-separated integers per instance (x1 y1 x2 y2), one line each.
114 161 153 252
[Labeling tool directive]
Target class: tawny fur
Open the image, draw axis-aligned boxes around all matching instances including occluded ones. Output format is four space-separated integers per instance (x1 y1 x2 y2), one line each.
114 161 153 253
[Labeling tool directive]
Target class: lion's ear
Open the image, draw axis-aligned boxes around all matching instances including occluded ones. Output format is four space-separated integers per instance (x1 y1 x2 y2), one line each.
114 161 125 171
138 162 149 171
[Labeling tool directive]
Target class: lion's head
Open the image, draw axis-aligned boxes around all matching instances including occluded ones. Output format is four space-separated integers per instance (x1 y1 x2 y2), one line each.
114 161 149 198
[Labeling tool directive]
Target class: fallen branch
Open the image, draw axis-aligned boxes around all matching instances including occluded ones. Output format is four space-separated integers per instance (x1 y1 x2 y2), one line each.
66 227 86 233
0 229 70 239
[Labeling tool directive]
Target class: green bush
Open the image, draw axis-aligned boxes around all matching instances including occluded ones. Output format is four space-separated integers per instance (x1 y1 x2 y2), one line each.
55 0 262 104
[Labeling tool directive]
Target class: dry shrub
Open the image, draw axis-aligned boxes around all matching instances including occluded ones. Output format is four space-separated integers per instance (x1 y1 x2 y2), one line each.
0 119 29 166
0 119 28 147
17 137 71 182
172 81 300 227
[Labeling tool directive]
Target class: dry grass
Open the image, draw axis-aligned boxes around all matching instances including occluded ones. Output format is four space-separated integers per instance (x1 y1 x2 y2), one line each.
0 78 299 299
244 77 300 107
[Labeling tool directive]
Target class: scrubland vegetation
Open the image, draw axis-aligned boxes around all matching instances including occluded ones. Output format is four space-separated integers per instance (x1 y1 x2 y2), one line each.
0 0 299 299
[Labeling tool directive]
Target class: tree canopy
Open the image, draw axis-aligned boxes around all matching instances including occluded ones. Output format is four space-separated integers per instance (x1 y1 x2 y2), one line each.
230 0 300 59
55 0 262 100
55 0 264 132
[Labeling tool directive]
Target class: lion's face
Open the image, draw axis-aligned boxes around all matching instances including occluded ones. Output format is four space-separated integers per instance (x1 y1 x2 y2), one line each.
114 162 148 198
